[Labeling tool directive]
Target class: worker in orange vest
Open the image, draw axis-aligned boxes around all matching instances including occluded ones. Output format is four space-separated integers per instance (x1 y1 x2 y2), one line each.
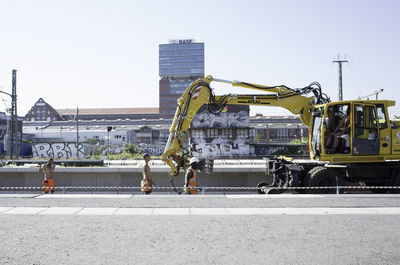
39 158 56 194
184 157 199 195
141 153 155 194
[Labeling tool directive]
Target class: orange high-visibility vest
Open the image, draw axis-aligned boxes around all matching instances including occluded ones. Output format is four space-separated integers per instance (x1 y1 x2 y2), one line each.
188 168 197 195
141 177 153 192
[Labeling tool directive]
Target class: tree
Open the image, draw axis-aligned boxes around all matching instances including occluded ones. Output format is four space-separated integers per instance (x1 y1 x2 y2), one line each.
123 143 141 154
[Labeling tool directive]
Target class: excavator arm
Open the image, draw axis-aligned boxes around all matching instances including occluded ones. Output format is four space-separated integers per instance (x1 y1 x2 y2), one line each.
161 75 329 177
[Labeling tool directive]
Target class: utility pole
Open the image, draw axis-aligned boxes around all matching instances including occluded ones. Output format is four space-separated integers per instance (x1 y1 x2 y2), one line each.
11 70 18 159
0 70 18 159
333 56 348 101
76 107 79 158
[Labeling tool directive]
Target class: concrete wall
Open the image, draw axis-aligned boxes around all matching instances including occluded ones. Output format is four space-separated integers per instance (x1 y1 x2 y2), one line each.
0 166 271 189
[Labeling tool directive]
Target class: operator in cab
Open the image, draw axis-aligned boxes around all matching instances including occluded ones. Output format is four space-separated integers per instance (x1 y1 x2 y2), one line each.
184 157 199 195
326 111 351 153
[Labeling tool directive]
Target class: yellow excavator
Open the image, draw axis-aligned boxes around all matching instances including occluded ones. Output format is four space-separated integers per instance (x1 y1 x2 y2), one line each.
161 75 400 193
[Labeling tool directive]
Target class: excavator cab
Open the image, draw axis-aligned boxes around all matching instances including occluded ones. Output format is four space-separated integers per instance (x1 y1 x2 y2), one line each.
311 100 394 162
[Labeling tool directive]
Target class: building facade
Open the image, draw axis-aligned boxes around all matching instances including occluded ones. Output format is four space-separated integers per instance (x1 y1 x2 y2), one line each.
24 98 62 122
23 114 308 158
189 105 251 158
159 39 205 118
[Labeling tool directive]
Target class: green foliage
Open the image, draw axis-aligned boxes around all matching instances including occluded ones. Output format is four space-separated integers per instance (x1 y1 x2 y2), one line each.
270 146 304 156
87 138 100 145
270 138 308 156
93 146 107 156
88 143 152 160
123 143 142 154
255 133 264 143
290 137 308 145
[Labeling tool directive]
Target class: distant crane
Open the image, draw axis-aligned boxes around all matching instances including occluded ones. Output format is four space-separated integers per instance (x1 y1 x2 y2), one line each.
358 89 384 100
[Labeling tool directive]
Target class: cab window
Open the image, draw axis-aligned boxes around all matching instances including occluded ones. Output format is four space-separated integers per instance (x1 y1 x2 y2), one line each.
376 104 388 129
353 104 379 155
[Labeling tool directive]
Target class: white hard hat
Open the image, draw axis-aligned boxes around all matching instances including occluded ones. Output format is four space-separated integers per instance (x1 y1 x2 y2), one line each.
190 157 200 164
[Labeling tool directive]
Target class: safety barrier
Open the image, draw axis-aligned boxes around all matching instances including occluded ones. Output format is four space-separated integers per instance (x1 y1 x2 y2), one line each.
0 185 399 194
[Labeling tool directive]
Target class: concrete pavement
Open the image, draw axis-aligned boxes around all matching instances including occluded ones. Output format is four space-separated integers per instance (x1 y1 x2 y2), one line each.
1 194 400 265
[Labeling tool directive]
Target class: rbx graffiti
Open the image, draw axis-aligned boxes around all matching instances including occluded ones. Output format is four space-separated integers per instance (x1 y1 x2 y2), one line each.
32 143 85 158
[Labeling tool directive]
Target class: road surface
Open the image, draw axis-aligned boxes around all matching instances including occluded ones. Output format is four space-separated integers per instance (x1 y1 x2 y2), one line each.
1 194 399 265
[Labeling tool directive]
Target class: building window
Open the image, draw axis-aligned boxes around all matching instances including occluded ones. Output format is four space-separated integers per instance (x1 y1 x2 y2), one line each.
206 128 218 138
221 129 232 138
277 128 288 139
237 129 248 138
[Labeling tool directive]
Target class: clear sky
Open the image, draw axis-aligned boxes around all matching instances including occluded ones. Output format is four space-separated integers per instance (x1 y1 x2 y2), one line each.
0 0 399 117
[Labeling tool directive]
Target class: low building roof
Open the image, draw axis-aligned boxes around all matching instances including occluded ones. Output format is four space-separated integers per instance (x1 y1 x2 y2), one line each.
56 107 159 116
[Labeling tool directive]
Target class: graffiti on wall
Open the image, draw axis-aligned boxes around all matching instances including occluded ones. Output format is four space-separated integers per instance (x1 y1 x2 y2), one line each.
191 111 249 128
141 144 164 156
192 143 250 159
190 111 251 159
32 143 86 158
191 132 250 159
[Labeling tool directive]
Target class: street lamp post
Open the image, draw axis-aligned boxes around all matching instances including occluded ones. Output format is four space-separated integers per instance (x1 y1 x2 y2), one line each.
107 126 112 160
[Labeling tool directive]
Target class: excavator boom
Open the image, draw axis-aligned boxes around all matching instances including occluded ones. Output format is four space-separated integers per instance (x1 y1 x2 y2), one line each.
161 75 329 177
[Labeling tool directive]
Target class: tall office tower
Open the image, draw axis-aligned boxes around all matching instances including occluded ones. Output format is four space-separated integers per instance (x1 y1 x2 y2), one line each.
159 39 205 118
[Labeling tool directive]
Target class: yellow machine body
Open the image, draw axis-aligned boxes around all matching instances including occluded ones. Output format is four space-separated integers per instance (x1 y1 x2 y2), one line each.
162 75 400 177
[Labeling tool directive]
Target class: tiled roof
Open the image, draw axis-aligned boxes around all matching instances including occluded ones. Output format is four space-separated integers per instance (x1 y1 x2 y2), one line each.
56 108 159 115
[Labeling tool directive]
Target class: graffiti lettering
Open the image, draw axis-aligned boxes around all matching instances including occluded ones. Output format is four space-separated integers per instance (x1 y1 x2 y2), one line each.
191 111 249 128
192 143 250 159
142 145 164 156
32 143 86 159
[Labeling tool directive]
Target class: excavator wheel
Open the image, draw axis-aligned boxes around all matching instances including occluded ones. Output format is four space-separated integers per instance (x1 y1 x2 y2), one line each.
305 167 342 194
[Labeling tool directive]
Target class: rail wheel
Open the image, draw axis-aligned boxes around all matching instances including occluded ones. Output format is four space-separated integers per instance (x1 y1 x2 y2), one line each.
256 182 268 194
